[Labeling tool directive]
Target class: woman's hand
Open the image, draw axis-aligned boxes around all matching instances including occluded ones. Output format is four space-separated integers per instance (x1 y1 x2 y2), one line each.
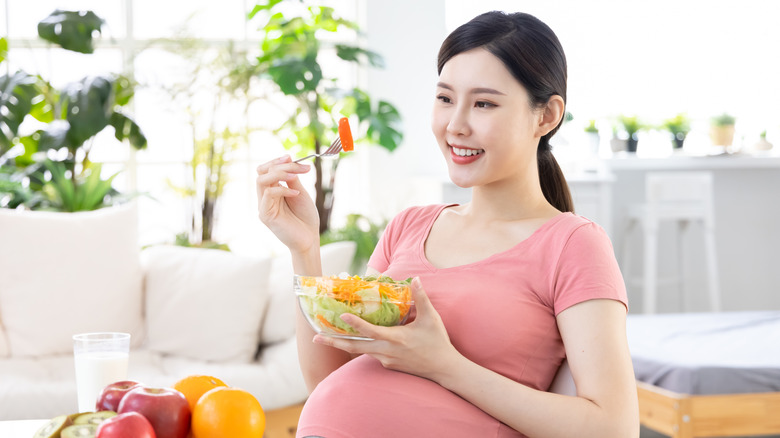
256 155 320 254
312 278 460 381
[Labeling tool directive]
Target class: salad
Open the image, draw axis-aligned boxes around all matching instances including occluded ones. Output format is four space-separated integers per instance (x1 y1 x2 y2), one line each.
295 274 413 339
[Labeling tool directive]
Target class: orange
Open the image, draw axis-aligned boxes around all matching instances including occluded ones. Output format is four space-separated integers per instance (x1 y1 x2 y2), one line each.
191 387 265 438
173 375 228 412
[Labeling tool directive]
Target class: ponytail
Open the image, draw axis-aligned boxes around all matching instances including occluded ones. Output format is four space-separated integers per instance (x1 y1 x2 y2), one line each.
537 141 573 213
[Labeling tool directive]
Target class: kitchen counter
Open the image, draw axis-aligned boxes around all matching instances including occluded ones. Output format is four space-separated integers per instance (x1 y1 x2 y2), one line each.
605 152 780 170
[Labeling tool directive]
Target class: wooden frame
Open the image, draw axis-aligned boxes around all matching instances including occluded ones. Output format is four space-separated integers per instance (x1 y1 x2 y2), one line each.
637 381 780 438
264 402 305 438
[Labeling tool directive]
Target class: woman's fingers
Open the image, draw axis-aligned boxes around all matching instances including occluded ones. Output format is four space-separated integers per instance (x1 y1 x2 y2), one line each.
409 278 433 316
255 154 291 174
256 158 310 199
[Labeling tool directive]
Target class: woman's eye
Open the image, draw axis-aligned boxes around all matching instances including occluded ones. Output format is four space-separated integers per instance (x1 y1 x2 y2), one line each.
476 101 496 108
436 95 451 104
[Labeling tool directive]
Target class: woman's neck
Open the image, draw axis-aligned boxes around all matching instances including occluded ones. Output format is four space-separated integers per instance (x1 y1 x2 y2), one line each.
465 176 557 223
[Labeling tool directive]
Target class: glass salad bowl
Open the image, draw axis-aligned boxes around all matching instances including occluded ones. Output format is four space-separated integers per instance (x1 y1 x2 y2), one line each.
294 274 414 340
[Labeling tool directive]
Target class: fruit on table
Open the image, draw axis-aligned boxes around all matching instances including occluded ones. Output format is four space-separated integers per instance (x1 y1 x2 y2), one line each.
118 386 191 438
96 380 143 412
73 411 117 425
173 374 227 412
61 424 98 438
96 412 156 438
33 414 74 438
191 387 265 438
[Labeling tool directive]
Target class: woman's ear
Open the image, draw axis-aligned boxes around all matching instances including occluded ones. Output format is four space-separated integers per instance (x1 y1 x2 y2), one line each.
536 95 565 137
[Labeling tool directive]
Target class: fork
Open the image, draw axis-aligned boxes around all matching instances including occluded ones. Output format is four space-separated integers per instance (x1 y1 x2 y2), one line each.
294 137 343 163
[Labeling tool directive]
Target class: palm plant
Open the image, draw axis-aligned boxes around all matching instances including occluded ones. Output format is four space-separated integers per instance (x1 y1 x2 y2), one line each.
156 37 263 246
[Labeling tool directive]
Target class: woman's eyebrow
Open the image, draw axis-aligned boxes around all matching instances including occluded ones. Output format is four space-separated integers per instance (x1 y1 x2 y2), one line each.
436 82 506 96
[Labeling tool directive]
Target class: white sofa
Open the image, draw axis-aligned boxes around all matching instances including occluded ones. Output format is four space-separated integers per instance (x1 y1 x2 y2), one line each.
0 203 355 420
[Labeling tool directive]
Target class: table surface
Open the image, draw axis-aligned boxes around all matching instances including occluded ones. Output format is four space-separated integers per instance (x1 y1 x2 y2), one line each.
0 419 49 436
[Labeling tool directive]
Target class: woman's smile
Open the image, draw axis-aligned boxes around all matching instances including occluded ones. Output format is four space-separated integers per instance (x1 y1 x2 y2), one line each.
449 144 485 164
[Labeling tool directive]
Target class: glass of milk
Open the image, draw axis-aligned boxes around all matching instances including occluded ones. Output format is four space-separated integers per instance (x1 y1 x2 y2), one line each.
73 332 131 413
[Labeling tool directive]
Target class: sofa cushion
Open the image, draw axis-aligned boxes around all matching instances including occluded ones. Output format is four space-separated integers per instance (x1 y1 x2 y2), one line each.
259 241 356 345
0 203 144 357
142 246 272 363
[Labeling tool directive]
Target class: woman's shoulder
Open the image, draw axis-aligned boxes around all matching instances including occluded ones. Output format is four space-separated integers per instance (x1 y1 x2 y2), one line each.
541 212 612 249
551 212 604 233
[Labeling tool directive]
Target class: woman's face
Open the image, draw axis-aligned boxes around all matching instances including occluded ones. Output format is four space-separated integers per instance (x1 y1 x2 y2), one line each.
432 48 541 189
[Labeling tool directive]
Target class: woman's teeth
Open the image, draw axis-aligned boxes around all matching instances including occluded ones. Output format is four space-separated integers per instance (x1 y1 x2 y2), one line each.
452 147 484 157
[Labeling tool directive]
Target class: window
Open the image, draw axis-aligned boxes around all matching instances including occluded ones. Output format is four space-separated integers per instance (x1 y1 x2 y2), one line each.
2 0 360 254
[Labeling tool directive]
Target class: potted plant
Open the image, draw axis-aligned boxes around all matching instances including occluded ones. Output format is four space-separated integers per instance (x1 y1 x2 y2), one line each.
753 130 773 151
153 36 264 249
0 10 145 211
662 113 691 149
249 0 403 235
710 113 736 147
617 115 643 153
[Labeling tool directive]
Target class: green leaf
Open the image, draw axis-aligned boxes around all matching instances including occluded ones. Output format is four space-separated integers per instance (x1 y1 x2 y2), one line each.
346 89 403 152
113 75 135 106
43 160 75 210
29 77 59 123
335 45 384 68
14 135 39 166
247 0 286 19
38 120 72 152
268 55 322 95
109 112 147 150
0 38 7 64
42 160 116 211
0 71 38 150
37 10 104 54
79 163 116 211
61 75 113 148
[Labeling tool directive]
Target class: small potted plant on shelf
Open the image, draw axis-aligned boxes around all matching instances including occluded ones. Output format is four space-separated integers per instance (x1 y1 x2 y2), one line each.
753 130 773 151
617 115 643 153
662 113 691 150
710 113 736 147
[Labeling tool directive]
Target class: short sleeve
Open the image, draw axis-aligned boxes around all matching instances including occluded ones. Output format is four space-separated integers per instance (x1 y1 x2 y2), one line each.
551 222 628 315
367 208 409 273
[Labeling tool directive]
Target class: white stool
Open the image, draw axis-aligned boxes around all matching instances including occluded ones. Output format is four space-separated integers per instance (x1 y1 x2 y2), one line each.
620 171 721 314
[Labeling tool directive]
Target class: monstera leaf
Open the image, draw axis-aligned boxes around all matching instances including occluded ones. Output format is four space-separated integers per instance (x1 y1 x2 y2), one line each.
0 71 38 150
37 10 104 54
35 75 147 153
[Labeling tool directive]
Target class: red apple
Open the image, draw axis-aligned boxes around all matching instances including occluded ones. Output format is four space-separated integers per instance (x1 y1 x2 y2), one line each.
96 380 143 412
117 387 190 438
96 412 156 438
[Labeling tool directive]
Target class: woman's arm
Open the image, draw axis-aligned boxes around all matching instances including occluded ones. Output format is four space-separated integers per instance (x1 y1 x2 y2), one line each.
315 283 639 438
256 155 353 391
434 298 639 438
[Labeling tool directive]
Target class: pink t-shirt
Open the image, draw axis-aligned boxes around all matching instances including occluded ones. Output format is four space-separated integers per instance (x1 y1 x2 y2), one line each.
297 205 627 438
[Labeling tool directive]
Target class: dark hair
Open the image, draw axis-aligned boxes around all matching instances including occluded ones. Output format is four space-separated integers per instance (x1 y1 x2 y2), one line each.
437 11 573 213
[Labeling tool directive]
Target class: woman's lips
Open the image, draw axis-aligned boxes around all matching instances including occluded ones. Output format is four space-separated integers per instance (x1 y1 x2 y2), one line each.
449 145 484 164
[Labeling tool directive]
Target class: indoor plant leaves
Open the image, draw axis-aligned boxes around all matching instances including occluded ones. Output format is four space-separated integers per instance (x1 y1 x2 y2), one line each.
37 10 105 54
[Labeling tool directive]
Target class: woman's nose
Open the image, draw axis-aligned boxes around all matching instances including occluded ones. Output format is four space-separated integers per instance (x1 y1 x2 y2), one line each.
447 107 471 136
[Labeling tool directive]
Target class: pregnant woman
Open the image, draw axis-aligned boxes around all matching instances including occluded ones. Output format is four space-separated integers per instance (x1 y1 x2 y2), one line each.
256 10 638 438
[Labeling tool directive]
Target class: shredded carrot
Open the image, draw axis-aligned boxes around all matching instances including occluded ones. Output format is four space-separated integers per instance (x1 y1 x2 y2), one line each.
316 313 350 335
